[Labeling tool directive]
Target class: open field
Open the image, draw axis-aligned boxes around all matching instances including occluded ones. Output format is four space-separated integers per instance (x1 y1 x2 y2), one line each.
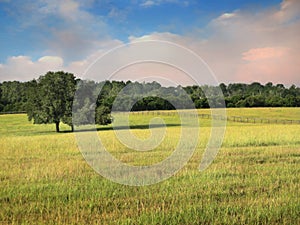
0 108 300 224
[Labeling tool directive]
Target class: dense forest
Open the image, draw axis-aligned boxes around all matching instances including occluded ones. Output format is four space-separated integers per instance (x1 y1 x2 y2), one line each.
0 75 299 114
1 71 299 132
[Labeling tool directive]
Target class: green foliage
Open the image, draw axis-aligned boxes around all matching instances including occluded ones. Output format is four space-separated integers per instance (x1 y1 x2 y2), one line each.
72 80 97 126
72 80 114 127
95 106 112 125
185 81 300 108
1 78 300 117
26 71 76 132
0 81 28 112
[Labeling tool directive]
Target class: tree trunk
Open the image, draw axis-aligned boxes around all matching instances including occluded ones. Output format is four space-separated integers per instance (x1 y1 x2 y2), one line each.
71 125 74 132
55 122 60 132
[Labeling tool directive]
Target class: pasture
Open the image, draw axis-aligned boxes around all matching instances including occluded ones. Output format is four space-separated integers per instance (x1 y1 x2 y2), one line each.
0 108 300 224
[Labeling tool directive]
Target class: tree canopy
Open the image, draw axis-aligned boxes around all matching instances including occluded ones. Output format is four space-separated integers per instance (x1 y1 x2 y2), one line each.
0 72 299 132
26 71 77 132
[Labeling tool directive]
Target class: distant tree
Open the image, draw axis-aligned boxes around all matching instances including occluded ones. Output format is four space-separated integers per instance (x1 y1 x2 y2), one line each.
265 82 273 88
96 80 126 110
266 95 284 107
219 83 228 97
227 83 247 96
275 84 285 97
245 95 266 107
1 77 300 115
72 80 113 127
248 82 263 95
0 81 27 112
27 71 76 132
195 97 209 108
283 94 296 107
95 106 112 125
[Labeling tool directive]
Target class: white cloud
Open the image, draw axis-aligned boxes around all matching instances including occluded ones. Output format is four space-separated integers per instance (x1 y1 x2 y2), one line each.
140 0 188 8
38 56 64 64
1 0 299 86
83 33 218 86
127 0 300 86
275 0 300 23
190 0 300 85
0 56 64 81
0 37 124 82
41 0 108 61
6 0 109 62
216 12 237 22
140 0 156 7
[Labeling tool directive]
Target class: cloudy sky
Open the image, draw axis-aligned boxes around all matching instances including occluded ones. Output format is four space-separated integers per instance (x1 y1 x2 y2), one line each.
0 0 299 86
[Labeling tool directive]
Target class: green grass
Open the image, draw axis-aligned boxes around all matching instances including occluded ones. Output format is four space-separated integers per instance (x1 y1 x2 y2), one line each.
0 108 300 224
222 107 300 120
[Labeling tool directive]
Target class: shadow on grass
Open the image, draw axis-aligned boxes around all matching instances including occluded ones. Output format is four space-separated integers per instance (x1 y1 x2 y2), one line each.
5 123 185 136
60 123 181 133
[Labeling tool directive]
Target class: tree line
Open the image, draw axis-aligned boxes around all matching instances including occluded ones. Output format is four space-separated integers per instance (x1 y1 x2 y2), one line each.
0 71 299 132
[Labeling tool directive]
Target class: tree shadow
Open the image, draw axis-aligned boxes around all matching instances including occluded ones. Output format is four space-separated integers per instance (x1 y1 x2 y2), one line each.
60 123 181 133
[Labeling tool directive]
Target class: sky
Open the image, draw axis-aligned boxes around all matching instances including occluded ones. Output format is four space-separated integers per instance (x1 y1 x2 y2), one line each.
0 0 299 86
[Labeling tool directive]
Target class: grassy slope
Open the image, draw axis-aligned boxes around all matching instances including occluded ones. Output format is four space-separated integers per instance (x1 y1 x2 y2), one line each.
0 108 300 224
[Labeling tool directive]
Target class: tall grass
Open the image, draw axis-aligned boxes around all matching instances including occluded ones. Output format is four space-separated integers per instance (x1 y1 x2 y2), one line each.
0 108 299 224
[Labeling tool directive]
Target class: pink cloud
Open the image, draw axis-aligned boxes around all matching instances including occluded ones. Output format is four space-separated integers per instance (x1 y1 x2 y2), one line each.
1 0 300 86
242 47 290 61
236 47 300 85
199 0 300 85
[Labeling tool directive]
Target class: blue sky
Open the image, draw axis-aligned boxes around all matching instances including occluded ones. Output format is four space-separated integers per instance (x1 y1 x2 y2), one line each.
0 0 299 85
0 0 282 61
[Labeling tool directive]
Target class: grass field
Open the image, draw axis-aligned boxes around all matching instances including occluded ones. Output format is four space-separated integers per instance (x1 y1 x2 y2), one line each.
0 108 300 224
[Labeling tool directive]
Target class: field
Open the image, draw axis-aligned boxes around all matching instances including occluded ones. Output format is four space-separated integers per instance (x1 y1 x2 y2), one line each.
0 108 300 224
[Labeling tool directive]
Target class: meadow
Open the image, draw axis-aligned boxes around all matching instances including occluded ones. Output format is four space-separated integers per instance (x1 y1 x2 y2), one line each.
0 108 299 224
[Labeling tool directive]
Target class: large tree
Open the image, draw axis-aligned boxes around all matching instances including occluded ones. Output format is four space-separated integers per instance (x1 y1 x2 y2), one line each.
27 71 76 132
